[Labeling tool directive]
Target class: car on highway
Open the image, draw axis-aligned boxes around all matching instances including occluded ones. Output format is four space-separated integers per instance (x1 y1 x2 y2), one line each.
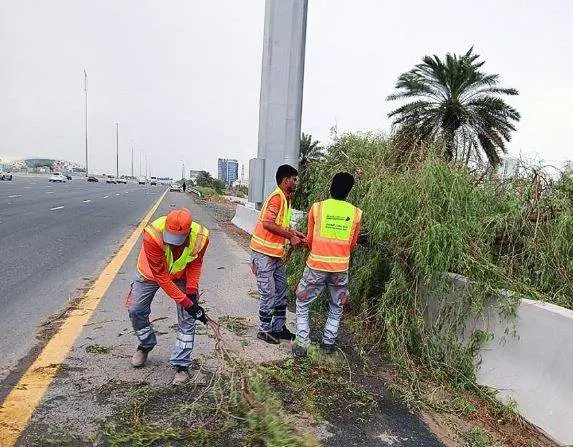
65 174 72 180
150 176 157 186
169 182 182 192
87 176 99 182
49 172 67 182
0 171 12 181
138 176 146 185
106 176 117 184
116 178 127 184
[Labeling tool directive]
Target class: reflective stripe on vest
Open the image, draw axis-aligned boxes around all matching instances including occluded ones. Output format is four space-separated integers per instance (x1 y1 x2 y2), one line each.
137 216 210 280
306 199 362 272
249 187 292 258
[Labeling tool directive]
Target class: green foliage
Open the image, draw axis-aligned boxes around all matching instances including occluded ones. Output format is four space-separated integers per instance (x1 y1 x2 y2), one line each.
196 171 225 193
94 362 319 447
287 132 572 389
85 344 110 354
195 186 219 198
387 48 520 167
243 374 319 447
465 426 496 447
293 132 325 210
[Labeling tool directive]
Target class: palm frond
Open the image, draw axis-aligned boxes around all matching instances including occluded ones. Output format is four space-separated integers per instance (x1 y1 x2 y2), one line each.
386 48 520 167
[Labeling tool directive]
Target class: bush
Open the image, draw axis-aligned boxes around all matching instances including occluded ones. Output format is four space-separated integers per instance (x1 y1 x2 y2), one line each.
287 132 572 386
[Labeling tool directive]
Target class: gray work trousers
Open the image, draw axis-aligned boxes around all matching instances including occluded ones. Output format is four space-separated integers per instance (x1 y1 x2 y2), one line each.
295 266 349 348
250 251 287 333
128 275 196 367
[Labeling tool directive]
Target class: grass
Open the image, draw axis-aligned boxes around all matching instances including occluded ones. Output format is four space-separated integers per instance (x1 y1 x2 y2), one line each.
195 186 220 198
85 344 110 354
466 426 496 447
94 371 320 447
219 315 250 336
288 133 572 396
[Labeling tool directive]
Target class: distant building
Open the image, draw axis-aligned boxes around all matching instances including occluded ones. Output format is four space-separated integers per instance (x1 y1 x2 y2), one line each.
498 157 521 180
188 170 202 183
233 163 249 187
218 158 239 186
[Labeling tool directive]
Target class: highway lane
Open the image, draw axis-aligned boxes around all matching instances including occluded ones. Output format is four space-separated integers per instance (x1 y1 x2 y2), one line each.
0 176 167 382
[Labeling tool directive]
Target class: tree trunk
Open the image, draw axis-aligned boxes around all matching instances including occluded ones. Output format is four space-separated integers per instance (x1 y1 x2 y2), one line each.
442 122 457 162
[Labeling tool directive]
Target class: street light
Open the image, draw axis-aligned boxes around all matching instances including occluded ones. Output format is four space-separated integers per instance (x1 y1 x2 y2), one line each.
115 123 119 179
84 70 88 176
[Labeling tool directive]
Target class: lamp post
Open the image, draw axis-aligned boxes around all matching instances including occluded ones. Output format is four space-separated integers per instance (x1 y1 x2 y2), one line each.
84 70 88 176
115 123 119 179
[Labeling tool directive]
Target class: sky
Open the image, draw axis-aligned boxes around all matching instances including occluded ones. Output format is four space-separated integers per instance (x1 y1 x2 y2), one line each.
0 0 571 179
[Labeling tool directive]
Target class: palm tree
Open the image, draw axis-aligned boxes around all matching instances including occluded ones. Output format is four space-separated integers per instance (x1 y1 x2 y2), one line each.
299 132 325 168
196 170 213 187
387 48 520 167
292 133 324 209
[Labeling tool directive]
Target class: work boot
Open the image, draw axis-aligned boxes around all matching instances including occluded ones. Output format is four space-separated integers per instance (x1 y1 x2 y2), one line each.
257 331 280 345
172 366 189 386
292 343 308 358
130 346 151 368
321 342 336 354
271 325 296 341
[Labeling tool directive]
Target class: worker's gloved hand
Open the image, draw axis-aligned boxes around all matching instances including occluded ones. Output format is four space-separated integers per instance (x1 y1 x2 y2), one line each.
186 293 199 306
185 302 208 325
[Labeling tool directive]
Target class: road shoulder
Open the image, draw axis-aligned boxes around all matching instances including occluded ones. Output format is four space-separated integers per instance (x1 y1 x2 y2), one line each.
16 192 444 446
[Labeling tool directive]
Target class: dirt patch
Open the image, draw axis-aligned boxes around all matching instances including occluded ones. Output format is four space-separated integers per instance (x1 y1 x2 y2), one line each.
188 194 252 250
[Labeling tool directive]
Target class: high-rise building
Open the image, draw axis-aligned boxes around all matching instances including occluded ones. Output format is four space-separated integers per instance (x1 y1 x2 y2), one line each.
218 158 239 186
188 170 202 183
498 157 520 180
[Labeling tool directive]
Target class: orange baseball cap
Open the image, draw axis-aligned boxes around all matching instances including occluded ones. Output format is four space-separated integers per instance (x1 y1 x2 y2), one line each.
164 208 192 245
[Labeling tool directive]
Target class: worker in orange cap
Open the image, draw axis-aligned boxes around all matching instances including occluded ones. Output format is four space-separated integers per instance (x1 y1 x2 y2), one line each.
126 208 210 385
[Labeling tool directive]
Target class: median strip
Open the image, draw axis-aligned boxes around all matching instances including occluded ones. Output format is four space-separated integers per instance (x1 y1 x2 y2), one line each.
0 189 168 446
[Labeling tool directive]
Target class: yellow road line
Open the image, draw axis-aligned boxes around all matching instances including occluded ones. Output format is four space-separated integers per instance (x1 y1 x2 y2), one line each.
0 189 167 446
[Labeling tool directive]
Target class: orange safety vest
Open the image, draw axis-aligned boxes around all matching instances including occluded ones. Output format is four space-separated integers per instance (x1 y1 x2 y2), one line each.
250 187 293 258
137 216 210 281
306 198 362 272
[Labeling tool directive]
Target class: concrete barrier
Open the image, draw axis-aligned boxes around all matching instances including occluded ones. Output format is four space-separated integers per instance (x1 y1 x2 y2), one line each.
231 205 260 235
475 298 573 445
426 275 573 445
224 195 248 205
231 204 306 235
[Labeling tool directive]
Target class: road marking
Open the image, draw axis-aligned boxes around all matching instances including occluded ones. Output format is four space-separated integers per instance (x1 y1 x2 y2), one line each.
0 188 167 446
46 191 54 194
103 195 109 199
115 193 120 196
82 200 91 203
50 206 64 211
8 195 21 198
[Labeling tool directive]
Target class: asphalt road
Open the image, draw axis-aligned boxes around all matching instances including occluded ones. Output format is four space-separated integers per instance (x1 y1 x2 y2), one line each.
0 175 166 382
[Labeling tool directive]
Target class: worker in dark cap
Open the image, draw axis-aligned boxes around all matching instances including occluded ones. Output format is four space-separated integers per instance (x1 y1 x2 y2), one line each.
292 172 363 357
